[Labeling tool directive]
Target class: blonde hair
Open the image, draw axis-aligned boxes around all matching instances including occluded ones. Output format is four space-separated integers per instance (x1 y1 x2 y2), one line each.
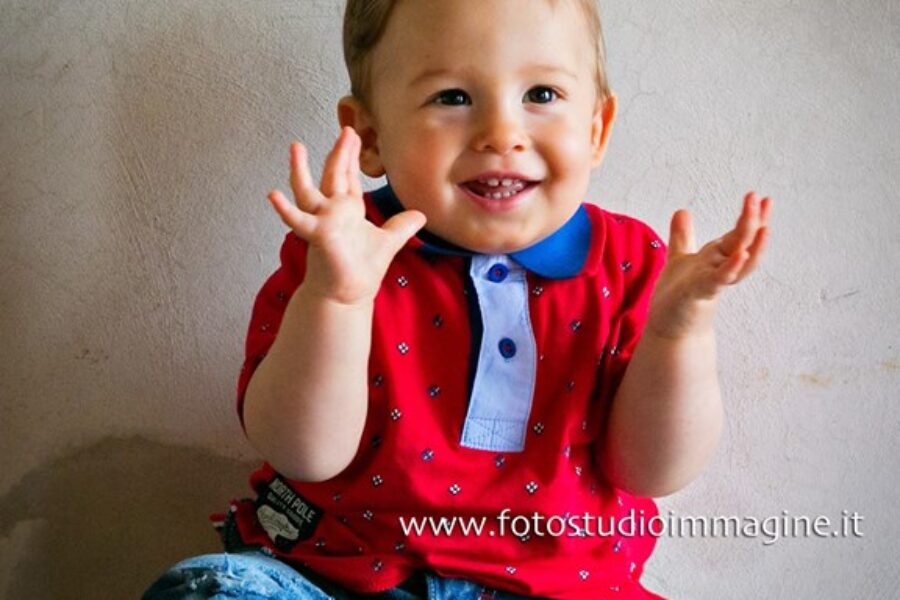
342 0 611 109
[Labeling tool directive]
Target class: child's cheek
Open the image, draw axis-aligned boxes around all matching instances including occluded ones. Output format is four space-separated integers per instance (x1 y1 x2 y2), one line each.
392 144 445 186
544 134 593 180
391 122 454 167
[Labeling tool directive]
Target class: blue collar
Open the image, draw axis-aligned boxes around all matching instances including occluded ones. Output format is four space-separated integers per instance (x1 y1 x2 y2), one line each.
370 184 590 279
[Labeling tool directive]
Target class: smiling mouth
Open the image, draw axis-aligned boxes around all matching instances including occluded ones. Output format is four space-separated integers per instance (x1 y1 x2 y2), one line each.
460 177 538 200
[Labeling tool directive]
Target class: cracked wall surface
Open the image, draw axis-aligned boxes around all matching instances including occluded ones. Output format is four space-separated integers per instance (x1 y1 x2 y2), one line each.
1 0 898 597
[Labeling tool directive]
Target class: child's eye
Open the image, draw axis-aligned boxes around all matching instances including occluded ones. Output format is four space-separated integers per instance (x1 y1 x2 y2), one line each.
433 89 471 106
525 86 558 104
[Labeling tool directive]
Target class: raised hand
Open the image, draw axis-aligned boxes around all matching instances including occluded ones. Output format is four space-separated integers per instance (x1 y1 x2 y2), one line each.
267 127 427 305
646 191 772 340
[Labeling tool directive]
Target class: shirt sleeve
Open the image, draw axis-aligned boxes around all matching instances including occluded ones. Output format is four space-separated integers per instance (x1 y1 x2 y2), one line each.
598 218 668 404
236 232 309 431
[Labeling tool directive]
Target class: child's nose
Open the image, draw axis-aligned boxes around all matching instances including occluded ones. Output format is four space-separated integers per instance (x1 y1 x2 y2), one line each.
471 107 529 155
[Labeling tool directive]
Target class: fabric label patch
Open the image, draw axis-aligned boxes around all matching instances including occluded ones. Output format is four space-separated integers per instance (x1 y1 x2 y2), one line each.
255 476 323 550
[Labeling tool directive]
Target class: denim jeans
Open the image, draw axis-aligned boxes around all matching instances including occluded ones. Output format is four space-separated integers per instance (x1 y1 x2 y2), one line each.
140 550 541 599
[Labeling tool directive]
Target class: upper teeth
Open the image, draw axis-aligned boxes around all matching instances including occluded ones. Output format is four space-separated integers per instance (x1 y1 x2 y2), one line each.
480 178 519 187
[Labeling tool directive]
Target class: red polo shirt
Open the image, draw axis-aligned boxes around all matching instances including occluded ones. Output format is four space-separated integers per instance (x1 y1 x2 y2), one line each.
218 185 668 599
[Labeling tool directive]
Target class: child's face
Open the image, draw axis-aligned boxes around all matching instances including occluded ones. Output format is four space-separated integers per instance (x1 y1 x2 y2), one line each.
341 0 617 253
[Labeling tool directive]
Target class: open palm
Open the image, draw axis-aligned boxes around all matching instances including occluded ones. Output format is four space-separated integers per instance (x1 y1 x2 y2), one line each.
267 127 426 305
647 192 773 340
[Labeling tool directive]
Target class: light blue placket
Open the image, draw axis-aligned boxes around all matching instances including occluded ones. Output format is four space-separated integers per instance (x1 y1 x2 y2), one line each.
460 254 538 452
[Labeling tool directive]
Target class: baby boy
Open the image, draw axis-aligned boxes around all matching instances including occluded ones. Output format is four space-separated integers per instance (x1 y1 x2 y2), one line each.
142 1 771 598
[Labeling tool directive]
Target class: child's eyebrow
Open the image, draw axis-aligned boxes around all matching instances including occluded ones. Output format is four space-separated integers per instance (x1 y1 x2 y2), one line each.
407 69 442 87
408 64 579 88
524 64 580 81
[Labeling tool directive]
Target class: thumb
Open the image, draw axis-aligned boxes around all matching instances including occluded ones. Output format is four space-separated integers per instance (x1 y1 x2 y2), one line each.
381 209 427 254
668 209 695 256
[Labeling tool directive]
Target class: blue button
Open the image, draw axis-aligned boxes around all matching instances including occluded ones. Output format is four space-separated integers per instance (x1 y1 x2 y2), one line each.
487 263 509 283
498 337 517 359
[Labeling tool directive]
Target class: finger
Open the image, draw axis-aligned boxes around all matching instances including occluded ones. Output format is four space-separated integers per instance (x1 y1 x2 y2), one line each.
713 247 749 286
759 196 773 227
381 210 427 255
321 127 352 198
719 192 759 255
346 130 363 199
290 142 322 213
668 209 695 256
733 225 769 282
698 236 729 268
268 189 317 239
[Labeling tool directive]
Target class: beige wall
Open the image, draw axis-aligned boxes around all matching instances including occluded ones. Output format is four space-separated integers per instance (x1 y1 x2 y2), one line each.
2 0 898 598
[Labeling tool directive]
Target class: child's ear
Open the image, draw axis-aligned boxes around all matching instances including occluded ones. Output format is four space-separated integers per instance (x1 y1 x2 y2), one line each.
590 92 617 168
337 96 385 178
